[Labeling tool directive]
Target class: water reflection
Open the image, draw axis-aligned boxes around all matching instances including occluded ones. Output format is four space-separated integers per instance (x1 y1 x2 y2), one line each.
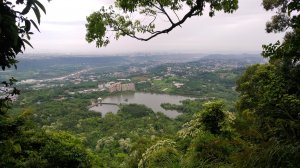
89 92 193 118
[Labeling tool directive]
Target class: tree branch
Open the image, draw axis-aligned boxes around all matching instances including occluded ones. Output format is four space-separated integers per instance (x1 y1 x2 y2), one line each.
120 4 201 41
156 1 175 25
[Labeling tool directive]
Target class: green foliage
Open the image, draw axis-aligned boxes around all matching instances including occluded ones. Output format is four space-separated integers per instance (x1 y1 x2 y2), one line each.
236 64 300 141
262 0 300 79
138 139 180 168
184 133 234 167
119 104 155 118
136 69 240 110
201 101 226 134
38 131 101 168
86 0 238 46
237 141 300 168
263 0 300 33
0 118 101 167
235 63 300 167
176 100 240 167
86 11 108 47
0 0 48 118
0 1 52 167
15 89 183 167
178 100 235 139
234 2 300 166
3 0 300 167
0 0 46 70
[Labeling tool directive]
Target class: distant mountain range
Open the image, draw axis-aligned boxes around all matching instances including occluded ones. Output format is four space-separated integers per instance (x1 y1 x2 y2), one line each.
14 53 264 71
201 54 262 59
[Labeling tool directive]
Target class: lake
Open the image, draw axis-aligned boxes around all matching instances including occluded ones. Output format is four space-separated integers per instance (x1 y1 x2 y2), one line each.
89 92 193 118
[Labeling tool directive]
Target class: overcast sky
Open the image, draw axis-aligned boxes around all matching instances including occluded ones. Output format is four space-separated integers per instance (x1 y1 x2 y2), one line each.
25 0 284 55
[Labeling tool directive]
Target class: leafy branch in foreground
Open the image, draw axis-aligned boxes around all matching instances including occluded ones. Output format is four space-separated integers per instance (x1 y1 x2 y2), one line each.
262 0 300 64
86 0 238 47
0 0 47 113
0 0 47 70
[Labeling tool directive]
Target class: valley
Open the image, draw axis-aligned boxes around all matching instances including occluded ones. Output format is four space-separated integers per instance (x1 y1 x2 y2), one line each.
1 53 265 167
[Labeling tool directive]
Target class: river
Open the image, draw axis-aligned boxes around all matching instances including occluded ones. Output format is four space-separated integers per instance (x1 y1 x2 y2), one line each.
89 92 194 118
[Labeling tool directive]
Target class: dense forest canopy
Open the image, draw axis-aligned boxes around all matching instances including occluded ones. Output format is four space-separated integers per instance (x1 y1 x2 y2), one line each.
1 0 300 167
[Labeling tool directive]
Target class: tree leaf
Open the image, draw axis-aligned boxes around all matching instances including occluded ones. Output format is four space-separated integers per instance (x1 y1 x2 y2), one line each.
32 5 41 24
30 19 40 32
13 144 22 153
25 20 31 32
22 39 33 48
34 0 46 14
21 0 33 15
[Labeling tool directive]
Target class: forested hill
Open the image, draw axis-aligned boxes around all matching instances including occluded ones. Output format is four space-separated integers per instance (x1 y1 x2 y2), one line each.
15 56 129 71
4 52 291 167
199 54 265 63
202 54 261 59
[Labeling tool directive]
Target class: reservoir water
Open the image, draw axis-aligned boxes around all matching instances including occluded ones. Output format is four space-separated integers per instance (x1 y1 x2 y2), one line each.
89 92 193 118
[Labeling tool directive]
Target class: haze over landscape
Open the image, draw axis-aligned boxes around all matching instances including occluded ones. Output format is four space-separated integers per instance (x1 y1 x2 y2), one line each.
26 0 284 55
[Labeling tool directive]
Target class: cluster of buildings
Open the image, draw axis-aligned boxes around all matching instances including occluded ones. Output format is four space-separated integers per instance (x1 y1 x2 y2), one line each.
108 83 135 93
98 82 135 93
